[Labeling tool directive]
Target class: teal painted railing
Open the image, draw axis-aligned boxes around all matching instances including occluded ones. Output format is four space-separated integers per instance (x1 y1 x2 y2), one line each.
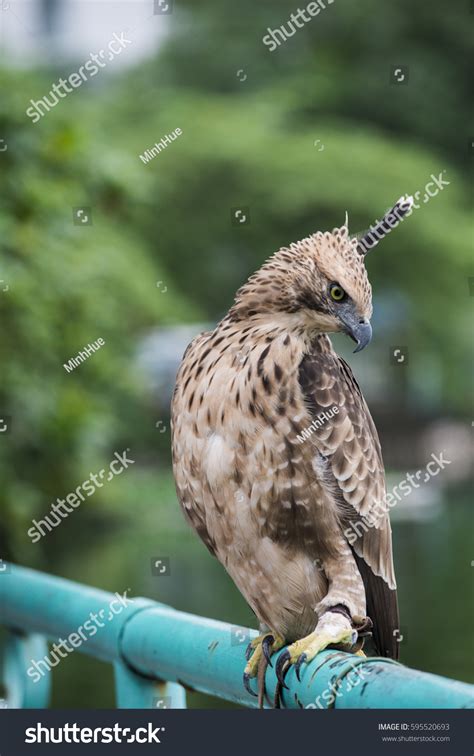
0 564 473 709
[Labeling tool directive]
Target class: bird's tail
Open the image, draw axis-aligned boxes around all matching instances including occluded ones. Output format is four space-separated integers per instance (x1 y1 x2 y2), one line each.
353 551 400 660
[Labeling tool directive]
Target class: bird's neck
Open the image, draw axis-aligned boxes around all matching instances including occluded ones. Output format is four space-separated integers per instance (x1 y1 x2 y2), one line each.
219 312 333 356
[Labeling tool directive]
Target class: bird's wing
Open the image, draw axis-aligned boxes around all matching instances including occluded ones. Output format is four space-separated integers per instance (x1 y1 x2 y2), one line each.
298 344 399 659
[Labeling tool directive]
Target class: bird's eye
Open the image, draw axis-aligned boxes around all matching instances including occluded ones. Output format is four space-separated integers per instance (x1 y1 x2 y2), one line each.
329 284 347 302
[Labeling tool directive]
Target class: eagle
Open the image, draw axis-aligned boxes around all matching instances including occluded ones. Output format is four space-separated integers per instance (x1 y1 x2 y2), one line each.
171 197 413 706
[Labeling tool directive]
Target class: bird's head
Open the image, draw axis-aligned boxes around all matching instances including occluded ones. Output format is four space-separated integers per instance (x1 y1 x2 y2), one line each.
230 196 413 353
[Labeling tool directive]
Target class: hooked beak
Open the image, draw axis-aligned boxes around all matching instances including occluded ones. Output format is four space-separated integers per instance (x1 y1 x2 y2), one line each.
339 311 373 353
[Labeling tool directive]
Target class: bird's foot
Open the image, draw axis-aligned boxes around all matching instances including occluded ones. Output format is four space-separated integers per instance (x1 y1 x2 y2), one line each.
243 632 285 704
274 611 358 705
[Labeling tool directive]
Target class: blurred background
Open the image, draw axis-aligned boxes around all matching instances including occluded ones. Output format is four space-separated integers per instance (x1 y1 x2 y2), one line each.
0 0 472 707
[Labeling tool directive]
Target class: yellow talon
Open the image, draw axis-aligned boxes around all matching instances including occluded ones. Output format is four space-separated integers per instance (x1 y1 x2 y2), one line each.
285 627 356 666
275 613 359 687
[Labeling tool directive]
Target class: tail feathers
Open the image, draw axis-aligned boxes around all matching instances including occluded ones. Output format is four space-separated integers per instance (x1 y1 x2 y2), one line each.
353 551 400 660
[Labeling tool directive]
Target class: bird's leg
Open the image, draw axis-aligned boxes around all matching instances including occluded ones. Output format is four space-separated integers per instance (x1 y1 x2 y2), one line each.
243 631 285 701
315 536 368 623
275 609 357 690
275 538 372 695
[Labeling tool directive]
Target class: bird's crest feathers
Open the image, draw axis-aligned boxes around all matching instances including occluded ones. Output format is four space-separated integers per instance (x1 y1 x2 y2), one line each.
356 195 414 256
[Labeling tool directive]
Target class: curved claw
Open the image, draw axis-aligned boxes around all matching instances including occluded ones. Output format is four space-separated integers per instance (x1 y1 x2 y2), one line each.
275 649 290 690
295 652 307 682
245 642 253 662
262 634 275 667
243 672 258 698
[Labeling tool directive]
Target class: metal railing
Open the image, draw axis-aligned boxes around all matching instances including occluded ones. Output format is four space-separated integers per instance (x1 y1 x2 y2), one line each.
0 564 473 709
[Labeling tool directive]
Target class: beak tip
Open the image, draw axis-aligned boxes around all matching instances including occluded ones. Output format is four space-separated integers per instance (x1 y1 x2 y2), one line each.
351 322 372 353
340 314 372 353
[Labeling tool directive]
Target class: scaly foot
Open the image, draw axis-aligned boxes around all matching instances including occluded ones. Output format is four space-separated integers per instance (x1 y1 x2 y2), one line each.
275 612 358 692
243 632 285 698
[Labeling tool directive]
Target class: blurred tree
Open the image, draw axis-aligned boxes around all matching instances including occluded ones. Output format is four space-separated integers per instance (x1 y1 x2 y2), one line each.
154 0 472 173
0 70 199 563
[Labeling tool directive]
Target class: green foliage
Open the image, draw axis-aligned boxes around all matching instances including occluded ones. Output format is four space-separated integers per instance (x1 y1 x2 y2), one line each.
0 69 199 562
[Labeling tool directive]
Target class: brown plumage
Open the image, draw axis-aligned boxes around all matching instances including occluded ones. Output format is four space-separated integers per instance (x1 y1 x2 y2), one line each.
171 198 413 692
